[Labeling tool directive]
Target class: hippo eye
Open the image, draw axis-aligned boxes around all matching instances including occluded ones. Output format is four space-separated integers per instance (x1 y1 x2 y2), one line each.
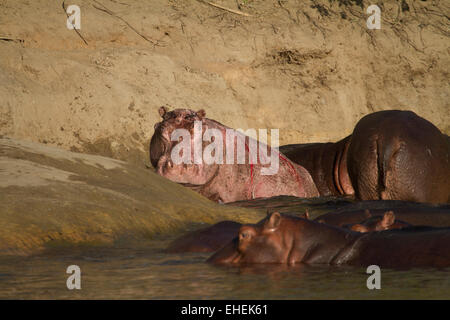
239 231 251 241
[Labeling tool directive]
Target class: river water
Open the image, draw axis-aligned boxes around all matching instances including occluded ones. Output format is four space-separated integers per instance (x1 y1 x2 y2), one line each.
0 196 449 299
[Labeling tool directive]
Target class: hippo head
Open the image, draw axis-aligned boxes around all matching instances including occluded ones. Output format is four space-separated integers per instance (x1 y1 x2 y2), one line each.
346 211 411 233
150 107 219 185
207 212 298 264
150 107 205 166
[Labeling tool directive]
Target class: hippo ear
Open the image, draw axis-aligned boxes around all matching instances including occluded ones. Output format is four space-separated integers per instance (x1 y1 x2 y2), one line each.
303 210 310 220
381 211 395 228
159 106 168 117
265 212 281 231
196 109 206 119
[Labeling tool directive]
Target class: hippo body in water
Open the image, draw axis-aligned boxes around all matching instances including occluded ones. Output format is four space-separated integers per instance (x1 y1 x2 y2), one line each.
166 206 450 253
150 107 319 203
165 221 242 253
166 213 310 253
315 205 450 228
281 110 450 204
343 211 412 233
208 212 450 268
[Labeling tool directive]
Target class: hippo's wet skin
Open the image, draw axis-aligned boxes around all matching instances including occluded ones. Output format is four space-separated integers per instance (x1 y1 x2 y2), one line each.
166 212 310 253
165 221 241 253
207 212 450 268
166 207 450 253
343 211 412 233
281 136 354 197
315 205 450 228
281 110 450 204
150 107 319 203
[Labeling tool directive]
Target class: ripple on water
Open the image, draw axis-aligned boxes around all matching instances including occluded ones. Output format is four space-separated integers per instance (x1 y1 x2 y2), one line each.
0 196 449 299
0 242 449 299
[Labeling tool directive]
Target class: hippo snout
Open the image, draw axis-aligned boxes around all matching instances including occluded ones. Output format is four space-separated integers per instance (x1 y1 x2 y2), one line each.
156 156 174 175
207 238 241 264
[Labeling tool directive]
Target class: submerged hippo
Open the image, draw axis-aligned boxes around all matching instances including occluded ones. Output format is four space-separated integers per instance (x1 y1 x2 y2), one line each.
343 211 412 233
150 107 319 203
208 212 450 268
281 110 450 204
167 212 310 253
166 206 449 253
315 205 450 228
165 221 242 253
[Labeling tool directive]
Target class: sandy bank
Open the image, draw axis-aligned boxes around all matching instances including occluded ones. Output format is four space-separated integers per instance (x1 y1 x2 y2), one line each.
0 0 448 165
0 137 264 255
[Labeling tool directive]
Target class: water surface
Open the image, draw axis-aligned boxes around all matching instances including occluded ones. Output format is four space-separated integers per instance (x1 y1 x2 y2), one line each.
0 238 449 299
1 196 449 299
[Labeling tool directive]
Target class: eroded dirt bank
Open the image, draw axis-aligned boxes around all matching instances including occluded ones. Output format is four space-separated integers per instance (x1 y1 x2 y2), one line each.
0 0 448 164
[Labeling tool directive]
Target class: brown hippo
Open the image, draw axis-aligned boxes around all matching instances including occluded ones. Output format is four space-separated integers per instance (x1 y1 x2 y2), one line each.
207 212 450 268
280 110 450 204
343 211 412 233
280 137 354 197
166 212 310 253
315 205 450 228
150 107 319 203
165 221 242 253
165 206 449 253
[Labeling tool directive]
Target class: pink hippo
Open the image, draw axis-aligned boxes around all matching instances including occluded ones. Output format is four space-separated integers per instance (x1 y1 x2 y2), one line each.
150 107 319 203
